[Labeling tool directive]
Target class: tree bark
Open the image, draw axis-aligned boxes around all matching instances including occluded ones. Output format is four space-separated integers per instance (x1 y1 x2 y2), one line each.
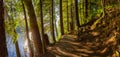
15 40 21 57
75 0 80 28
39 0 46 54
118 0 120 11
14 30 21 57
22 1 34 57
22 0 43 56
0 0 8 56
84 0 88 18
10 2 21 57
55 19 58 37
67 0 69 32
51 0 56 43
101 0 105 16
70 0 74 31
60 0 64 35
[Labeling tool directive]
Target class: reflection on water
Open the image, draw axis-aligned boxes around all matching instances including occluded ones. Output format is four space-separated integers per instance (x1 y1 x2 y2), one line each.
6 33 26 57
6 31 57 57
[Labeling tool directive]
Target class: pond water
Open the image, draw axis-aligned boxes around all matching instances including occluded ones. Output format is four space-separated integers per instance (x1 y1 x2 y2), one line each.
6 33 26 57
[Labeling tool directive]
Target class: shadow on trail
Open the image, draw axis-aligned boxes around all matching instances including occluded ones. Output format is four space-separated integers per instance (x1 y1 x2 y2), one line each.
44 14 120 57
46 35 101 57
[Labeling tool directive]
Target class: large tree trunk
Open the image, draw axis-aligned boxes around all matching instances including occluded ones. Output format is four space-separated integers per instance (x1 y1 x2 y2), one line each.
51 0 56 44
22 1 34 57
60 0 64 35
0 0 8 56
22 0 43 56
74 0 80 28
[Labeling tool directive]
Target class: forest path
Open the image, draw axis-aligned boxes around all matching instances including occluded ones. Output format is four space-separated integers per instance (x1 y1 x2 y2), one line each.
44 14 120 57
46 35 100 57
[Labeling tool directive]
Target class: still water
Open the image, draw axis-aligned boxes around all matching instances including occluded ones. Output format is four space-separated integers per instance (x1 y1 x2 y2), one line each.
6 33 26 57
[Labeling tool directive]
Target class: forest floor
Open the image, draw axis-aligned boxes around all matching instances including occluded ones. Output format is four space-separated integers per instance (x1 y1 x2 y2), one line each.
44 13 120 57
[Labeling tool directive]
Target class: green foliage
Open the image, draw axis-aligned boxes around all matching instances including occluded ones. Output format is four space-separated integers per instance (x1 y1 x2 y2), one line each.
12 32 19 43
4 0 120 43
5 18 20 43
5 0 24 43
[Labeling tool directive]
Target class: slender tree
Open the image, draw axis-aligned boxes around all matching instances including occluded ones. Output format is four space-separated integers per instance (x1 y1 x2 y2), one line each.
55 19 58 37
22 1 34 57
66 0 69 32
51 0 56 43
91 0 106 30
118 0 120 11
10 1 22 57
60 0 64 35
6 1 21 57
70 0 74 31
84 0 88 18
53 0 58 38
0 0 8 56
39 0 46 54
15 42 21 57
101 0 105 16
15 38 21 57
11 4 21 57
22 0 43 56
74 0 80 27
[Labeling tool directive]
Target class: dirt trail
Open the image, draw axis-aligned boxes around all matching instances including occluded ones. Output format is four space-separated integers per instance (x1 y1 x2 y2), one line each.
45 35 108 57
47 35 96 57
43 15 120 57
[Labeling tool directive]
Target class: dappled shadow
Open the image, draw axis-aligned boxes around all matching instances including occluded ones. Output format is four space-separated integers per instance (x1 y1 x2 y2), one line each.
46 29 120 57
46 34 100 57
43 13 120 57
45 32 120 57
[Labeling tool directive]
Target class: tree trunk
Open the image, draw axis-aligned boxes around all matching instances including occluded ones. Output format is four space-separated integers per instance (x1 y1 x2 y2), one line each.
55 19 58 37
0 0 8 56
14 30 21 57
84 0 88 18
15 41 21 57
10 2 21 57
70 0 74 31
74 0 80 28
39 0 46 54
60 0 64 35
67 0 69 32
22 1 34 57
101 0 105 16
51 0 56 44
22 0 43 56
117 0 120 13
118 0 120 12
